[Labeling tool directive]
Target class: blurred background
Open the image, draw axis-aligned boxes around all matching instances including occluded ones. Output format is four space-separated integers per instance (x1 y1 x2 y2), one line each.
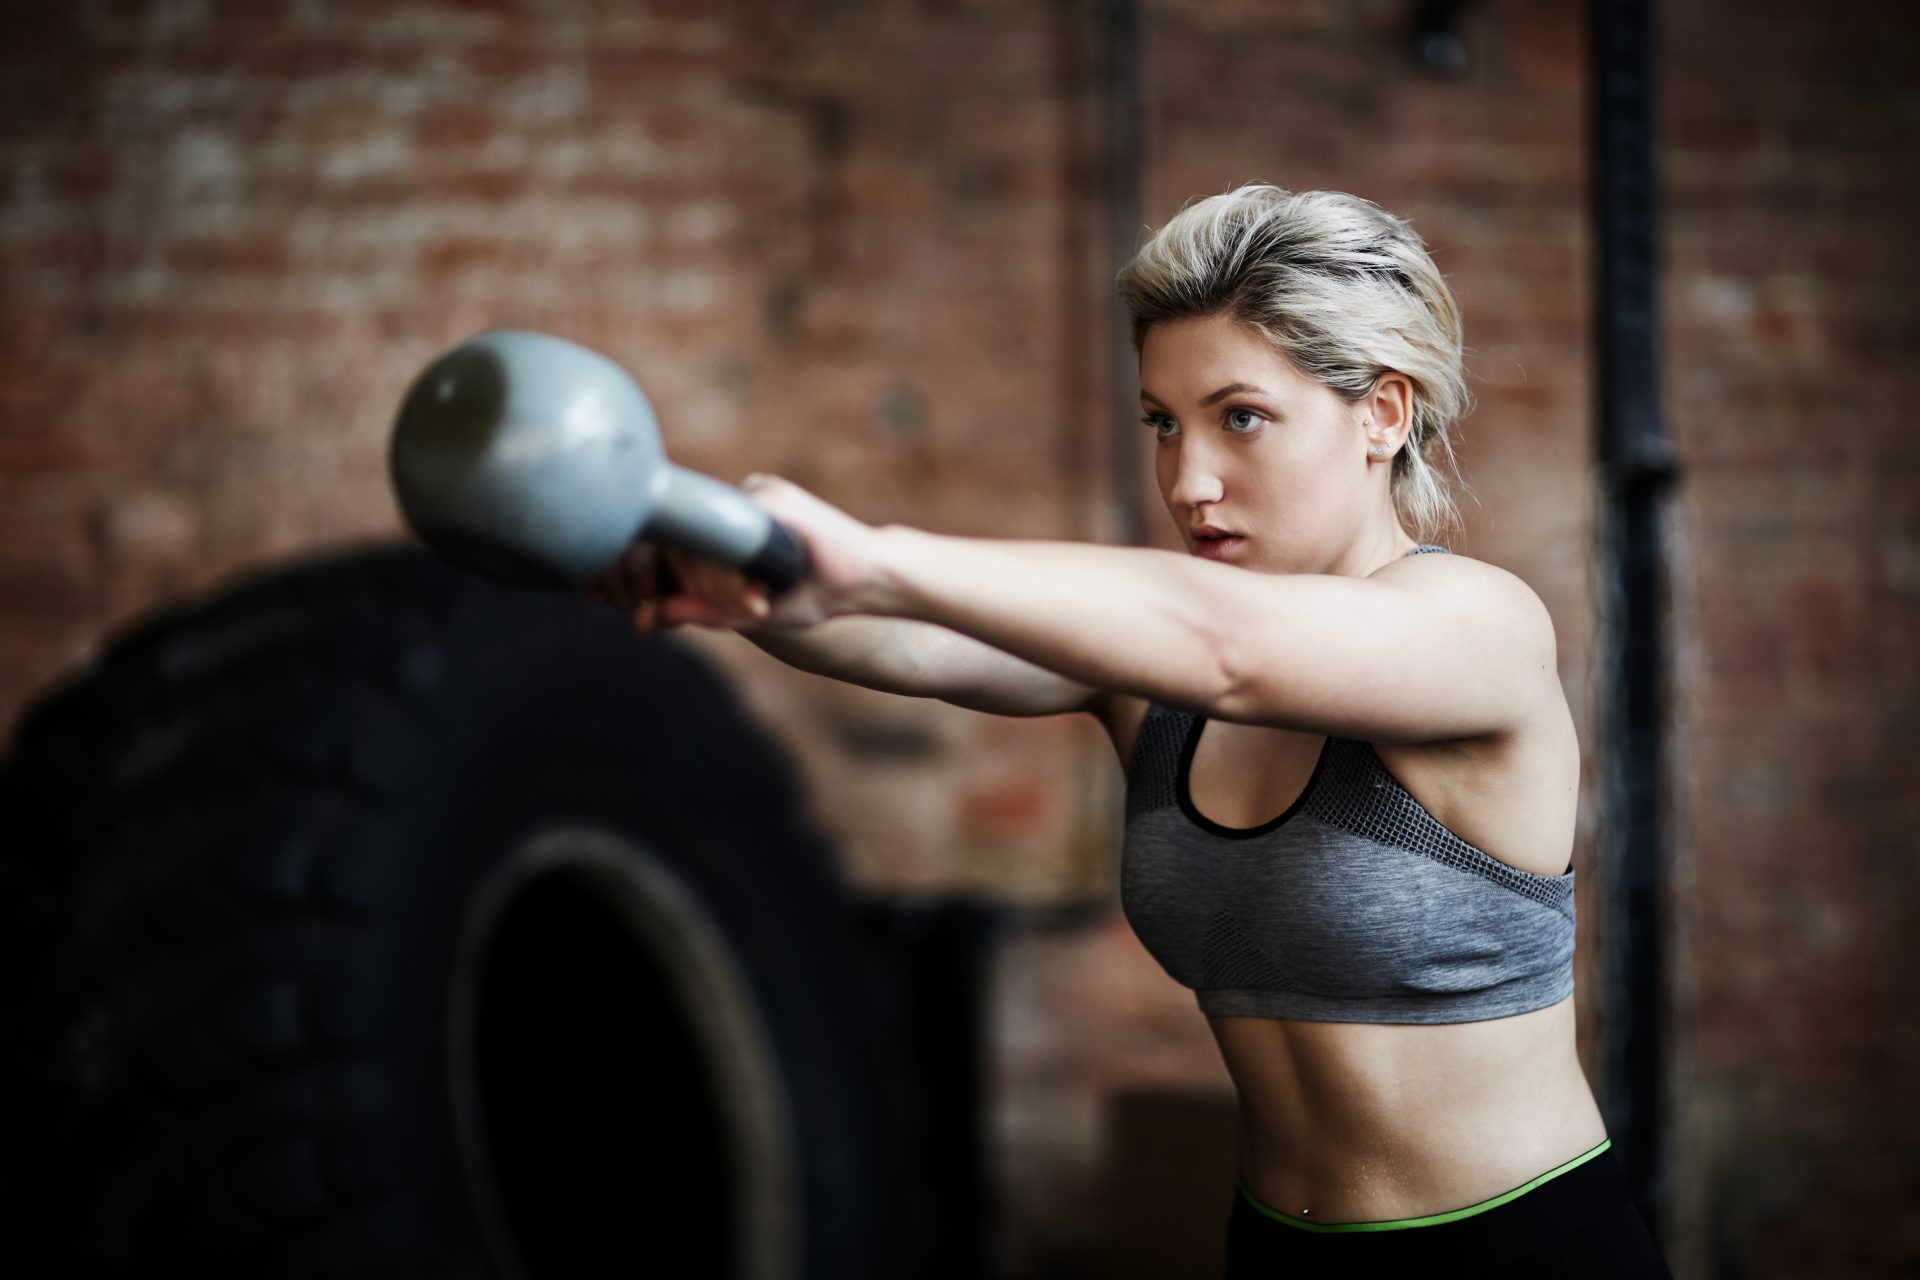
1 1 1915 1277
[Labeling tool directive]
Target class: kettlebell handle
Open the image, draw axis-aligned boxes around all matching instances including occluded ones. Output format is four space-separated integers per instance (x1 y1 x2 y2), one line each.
644 464 812 597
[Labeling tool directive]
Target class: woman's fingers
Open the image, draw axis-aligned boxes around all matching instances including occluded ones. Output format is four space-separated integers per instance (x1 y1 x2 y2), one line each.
625 541 661 610
652 547 706 628
659 546 771 628
592 541 769 632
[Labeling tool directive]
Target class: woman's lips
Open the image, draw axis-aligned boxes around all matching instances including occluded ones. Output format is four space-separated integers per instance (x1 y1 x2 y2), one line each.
1194 535 1244 559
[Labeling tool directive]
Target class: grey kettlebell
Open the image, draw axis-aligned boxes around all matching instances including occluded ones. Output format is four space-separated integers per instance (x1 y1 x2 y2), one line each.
388 329 809 595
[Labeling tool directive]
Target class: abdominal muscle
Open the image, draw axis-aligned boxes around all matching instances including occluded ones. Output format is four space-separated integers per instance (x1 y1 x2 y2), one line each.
1208 994 1608 1224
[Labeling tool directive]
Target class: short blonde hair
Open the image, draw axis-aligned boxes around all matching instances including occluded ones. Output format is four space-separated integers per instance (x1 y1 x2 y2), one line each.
1116 184 1473 544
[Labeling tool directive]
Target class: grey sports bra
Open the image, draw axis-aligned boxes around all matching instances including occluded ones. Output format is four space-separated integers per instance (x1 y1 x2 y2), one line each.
1118 545 1577 1024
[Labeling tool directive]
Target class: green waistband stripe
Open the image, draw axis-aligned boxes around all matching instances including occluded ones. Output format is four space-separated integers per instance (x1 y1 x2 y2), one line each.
1234 1138 1612 1233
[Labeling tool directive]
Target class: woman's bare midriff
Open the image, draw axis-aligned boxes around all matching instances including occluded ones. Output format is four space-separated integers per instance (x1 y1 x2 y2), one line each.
1098 677 1605 1226
1208 995 1607 1224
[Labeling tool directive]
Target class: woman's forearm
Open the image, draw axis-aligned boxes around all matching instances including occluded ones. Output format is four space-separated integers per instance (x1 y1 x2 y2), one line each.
736 611 1105 717
853 524 1235 712
736 614 930 696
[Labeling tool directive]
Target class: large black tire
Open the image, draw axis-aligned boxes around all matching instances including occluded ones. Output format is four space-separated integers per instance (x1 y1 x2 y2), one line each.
0 545 914 1279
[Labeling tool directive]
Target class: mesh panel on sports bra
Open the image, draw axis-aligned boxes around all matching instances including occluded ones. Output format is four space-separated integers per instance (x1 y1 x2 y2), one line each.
1202 909 1298 990
1304 739 1575 918
1125 707 1188 822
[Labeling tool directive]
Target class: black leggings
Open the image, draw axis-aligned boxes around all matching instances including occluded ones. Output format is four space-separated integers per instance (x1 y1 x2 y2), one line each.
1222 1142 1674 1278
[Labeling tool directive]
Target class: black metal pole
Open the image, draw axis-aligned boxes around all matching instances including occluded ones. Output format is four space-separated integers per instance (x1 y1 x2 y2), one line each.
1590 0 1679 1243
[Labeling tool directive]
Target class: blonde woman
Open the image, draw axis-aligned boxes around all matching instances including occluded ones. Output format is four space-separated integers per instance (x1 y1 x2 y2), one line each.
585 184 1673 1276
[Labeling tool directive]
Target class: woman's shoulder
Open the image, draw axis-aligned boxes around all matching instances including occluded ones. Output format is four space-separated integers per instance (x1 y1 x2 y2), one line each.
1362 550 1577 875
1370 544 1531 592
1369 546 1558 654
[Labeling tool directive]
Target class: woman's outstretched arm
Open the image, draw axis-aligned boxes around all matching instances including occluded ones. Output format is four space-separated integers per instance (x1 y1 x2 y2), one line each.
584 531 1107 718
850 525 1558 745
629 472 1554 743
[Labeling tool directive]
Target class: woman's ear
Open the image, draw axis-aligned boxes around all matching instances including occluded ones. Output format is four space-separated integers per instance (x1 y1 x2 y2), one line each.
1367 374 1416 449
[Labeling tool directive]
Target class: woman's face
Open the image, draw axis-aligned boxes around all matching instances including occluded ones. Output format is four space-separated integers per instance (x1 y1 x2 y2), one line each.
1140 313 1386 574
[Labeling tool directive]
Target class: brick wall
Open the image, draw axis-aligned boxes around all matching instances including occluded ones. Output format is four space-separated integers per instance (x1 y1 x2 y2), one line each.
1 1 1912 1275
1661 0 1920 1274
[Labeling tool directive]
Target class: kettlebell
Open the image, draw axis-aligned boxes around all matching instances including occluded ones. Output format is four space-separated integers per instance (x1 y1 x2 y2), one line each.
388 329 809 595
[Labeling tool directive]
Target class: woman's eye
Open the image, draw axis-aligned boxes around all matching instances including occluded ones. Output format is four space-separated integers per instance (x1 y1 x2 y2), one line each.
1226 408 1264 432
1141 413 1175 437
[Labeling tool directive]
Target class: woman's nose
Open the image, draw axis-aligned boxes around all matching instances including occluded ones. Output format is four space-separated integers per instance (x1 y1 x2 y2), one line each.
1168 445 1225 508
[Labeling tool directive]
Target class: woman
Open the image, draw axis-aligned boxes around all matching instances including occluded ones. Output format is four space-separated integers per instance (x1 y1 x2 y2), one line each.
585 184 1673 1277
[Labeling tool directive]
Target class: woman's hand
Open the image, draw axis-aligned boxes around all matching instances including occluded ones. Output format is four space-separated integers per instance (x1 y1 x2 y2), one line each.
580 538 763 634
580 473 892 634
